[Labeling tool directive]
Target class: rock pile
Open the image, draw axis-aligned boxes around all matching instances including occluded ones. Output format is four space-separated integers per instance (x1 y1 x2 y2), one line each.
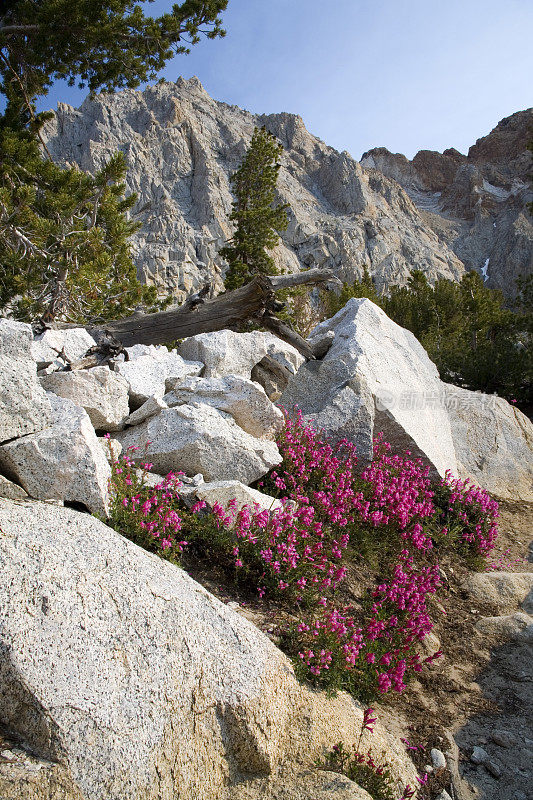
2 300 532 511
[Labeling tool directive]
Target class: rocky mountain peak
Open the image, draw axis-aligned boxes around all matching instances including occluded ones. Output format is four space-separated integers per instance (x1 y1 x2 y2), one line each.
42 79 465 304
361 110 533 294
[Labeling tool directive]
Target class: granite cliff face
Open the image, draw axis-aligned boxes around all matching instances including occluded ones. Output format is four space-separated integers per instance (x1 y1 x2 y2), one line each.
42 77 465 303
361 109 533 295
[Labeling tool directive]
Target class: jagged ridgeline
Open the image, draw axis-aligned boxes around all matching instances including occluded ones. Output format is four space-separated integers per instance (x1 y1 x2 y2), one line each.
41 79 532 304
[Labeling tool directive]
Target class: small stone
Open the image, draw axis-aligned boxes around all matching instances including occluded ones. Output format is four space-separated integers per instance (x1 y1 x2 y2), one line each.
424 764 434 773
430 748 447 770
491 730 518 748
435 790 452 800
470 746 489 764
486 760 502 779
0 749 17 761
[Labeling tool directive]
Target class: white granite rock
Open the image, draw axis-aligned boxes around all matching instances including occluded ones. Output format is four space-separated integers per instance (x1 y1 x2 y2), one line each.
0 394 110 515
281 359 375 464
193 480 284 516
31 327 96 369
443 383 533 500
115 403 282 484
0 498 417 800
300 299 458 478
164 375 284 439
177 329 304 379
125 395 168 426
0 319 53 443
40 366 130 431
0 474 28 500
463 573 533 615
114 347 203 407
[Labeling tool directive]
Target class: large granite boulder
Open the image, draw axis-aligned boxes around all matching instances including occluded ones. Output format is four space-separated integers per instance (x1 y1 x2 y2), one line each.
115 404 282 484
0 319 53 444
40 366 130 431
114 344 203 407
283 299 458 477
0 499 417 800
280 358 375 464
177 330 305 380
443 383 533 500
164 375 284 439
0 394 110 515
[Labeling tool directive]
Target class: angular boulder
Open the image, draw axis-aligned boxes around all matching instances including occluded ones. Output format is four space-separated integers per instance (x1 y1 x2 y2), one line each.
193 480 284 516
281 359 375 464
0 319 53 444
463 572 533 615
0 394 110 515
164 375 284 439
285 299 458 478
114 344 203 407
31 327 96 369
443 383 533 500
0 499 417 800
0 474 28 500
40 366 130 431
177 330 305 379
115 404 282 484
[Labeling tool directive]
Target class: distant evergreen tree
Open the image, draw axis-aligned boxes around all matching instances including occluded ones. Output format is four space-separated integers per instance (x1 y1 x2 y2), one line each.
221 127 289 290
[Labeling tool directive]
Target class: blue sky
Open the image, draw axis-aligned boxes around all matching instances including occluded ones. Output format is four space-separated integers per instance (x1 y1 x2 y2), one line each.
37 0 533 160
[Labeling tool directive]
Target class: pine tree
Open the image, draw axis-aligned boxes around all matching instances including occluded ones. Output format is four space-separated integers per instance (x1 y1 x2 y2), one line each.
0 122 161 322
0 1 228 102
221 127 289 290
0 0 229 322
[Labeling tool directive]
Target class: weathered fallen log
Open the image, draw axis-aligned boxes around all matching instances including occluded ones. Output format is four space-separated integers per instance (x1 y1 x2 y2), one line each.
56 268 340 364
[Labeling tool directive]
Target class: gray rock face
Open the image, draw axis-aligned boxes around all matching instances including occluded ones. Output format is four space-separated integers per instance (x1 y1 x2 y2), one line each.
41 78 464 303
0 319 53 444
164 375 284 439
0 498 417 800
40 366 130 431
285 299 457 477
361 110 533 296
115 404 282 484
281 359 375 464
0 474 28 500
0 394 110 515
463 572 533 615
114 345 203 407
177 330 305 380
443 384 533 500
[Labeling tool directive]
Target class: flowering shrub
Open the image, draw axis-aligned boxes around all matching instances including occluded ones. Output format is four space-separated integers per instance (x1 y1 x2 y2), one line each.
107 441 188 562
291 552 442 700
208 496 349 605
432 472 499 563
105 408 499 704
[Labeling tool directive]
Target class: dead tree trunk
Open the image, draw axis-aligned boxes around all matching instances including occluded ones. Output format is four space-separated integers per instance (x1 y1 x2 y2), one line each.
59 268 339 362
